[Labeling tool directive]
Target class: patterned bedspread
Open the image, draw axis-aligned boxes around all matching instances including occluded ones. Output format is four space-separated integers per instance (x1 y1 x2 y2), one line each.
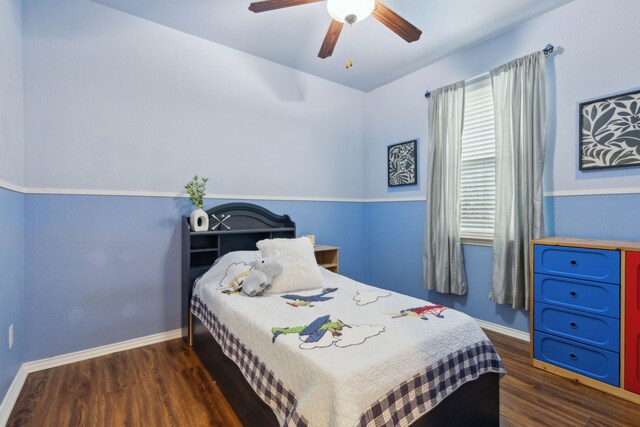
192 256 505 427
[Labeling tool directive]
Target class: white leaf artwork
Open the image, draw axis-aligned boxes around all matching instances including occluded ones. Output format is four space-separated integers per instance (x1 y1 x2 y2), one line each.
388 140 417 186
579 90 640 170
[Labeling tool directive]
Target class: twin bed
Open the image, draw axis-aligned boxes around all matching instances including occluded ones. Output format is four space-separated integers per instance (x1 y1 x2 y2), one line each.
182 203 504 426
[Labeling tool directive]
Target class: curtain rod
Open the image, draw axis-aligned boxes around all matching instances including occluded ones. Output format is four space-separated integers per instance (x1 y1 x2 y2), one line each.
423 44 556 99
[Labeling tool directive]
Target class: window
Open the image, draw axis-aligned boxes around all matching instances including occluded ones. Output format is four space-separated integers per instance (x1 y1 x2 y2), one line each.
460 78 496 243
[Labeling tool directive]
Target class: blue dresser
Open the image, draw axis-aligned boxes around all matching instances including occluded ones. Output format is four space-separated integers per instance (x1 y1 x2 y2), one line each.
531 238 640 404
533 243 621 386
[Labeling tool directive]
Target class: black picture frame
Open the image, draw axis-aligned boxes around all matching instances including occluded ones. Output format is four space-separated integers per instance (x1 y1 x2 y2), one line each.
579 88 640 171
388 140 417 186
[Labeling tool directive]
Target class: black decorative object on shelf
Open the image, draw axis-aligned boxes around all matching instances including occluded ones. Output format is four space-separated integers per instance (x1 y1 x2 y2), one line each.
388 140 417 187
579 88 640 171
210 213 231 231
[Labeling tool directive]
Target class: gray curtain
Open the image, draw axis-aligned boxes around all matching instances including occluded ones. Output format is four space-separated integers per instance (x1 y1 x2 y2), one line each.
423 81 467 295
489 51 547 309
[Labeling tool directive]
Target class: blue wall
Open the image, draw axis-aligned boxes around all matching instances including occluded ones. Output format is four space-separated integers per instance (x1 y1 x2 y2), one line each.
546 194 640 241
366 201 529 331
23 0 365 200
0 0 24 187
23 194 367 360
18 191 640 363
366 194 640 332
12 0 640 369
20 0 368 362
0 0 24 403
361 0 640 333
363 0 640 200
0 188 25 399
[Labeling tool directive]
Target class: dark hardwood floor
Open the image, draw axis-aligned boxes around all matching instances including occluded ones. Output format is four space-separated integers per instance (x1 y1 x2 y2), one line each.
7 339 242 427
8 330 640 426
485 330 640 427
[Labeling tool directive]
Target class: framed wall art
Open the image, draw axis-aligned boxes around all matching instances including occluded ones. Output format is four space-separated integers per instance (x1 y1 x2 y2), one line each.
579 88 640 171
388 139 417 186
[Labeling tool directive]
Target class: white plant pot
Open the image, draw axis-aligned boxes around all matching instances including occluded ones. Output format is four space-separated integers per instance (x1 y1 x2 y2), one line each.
190 208 209 232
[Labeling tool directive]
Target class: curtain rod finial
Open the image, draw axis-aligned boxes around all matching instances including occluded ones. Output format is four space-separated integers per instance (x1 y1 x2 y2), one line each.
543 44 554 56
424 90 431 99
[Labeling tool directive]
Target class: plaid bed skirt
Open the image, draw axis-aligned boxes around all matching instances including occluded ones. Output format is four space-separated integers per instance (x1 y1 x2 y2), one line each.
357 341 505 426
192 295 308 426
191 295 506 427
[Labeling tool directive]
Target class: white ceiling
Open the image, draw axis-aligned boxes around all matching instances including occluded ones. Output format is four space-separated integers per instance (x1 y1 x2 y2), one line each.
91 0 574 92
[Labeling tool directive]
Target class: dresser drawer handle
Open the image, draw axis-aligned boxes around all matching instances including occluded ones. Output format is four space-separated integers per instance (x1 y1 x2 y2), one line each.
569 290 578 298
570 259 578 266
569 321 577 329
569 353 578 360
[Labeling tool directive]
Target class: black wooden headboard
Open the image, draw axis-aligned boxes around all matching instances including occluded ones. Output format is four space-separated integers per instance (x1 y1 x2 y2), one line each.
181 203 296 344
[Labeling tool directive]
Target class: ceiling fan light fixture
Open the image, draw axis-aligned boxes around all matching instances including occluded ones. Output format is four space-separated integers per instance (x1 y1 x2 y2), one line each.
326 0 375 24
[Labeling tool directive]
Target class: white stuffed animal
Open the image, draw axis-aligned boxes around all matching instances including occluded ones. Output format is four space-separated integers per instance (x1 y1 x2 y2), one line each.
242 256 283 297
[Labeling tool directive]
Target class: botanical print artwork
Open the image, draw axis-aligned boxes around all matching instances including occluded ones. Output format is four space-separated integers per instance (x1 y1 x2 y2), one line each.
580 89 640 170
388 140 417 186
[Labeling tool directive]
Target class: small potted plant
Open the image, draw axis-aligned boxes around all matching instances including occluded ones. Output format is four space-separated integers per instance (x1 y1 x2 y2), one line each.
185 175 209 232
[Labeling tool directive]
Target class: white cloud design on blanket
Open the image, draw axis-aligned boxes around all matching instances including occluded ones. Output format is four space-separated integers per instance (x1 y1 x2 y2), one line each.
353 290 391 306
299 324 385 350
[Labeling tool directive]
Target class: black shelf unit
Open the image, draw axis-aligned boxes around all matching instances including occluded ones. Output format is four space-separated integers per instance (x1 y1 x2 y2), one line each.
182 203 296 344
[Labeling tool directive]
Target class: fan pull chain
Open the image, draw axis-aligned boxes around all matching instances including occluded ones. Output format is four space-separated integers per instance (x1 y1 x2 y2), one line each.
346 24 353 69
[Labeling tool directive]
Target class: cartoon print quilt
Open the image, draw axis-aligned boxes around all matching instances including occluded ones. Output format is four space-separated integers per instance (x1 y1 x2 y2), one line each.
192 254 505 427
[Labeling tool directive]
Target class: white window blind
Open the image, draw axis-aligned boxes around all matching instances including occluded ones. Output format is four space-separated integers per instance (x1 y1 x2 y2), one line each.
460 78 496 238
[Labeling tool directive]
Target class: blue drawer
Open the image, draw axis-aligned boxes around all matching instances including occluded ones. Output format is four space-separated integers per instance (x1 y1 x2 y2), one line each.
534 332 619 386
534 245 620 284
534 274 620 318
534 303 620 352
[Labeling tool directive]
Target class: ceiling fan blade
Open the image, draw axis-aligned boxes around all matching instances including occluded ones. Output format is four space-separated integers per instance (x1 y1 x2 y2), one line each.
249 0 324 13
318 19 344 59
372 1 422 43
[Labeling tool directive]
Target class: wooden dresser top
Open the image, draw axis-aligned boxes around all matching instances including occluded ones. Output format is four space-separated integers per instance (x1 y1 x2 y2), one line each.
533 237 640 252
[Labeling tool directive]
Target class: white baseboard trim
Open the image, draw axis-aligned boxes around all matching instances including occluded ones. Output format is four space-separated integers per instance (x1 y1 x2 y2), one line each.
0 366 28 427
22 329 182 373
475 318 530 342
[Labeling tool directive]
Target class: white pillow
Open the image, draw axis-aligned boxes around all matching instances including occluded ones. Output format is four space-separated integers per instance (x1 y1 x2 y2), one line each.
257 237 323 294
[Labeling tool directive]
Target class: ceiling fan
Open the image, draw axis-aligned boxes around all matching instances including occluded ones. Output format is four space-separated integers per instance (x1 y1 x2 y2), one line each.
248 0 422 59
